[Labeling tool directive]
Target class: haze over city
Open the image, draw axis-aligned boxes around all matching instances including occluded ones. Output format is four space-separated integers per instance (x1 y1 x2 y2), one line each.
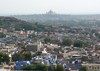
0 0 100 15
1 0 100 71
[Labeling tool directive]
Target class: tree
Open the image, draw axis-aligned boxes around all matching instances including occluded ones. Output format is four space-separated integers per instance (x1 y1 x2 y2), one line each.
79 66 87 71
12 52 32 61
0 32 6 38
23 63 48 71
95 33 100 38
62 38 73 46
74 40 84 48
12 53 21 61
0 53 3 64
0 52 9 63
2 53 9 63
23 52 32 61
44 37 51 44
28 33 36 39
15 23 34 31
36 63 48 71
55 64 64 71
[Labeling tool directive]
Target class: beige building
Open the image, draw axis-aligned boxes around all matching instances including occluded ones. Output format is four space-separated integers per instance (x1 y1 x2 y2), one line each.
82 64 100 71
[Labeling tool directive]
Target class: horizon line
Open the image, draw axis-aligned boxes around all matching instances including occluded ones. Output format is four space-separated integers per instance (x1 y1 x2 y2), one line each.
1 13 100 16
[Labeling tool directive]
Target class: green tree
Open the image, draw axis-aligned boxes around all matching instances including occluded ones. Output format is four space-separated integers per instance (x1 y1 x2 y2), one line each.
0 52 3 64
23 52 32 61
0 32 6 38
2 53 9 63
62 38 73 46
15 23 34 31
12 53 21 61
74 40 84 48
0 52 9 63
79 66 87 71
95 33 100 38
55 64 64 71
28 33 36 39
44 37 51 44
36 63 48 71
12 52 32 61
23 63 48 71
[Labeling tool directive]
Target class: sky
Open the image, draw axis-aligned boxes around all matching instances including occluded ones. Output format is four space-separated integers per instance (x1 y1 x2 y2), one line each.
0 0 100 15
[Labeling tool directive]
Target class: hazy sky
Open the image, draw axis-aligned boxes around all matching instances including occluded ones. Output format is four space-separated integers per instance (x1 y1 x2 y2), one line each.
0 0 100 15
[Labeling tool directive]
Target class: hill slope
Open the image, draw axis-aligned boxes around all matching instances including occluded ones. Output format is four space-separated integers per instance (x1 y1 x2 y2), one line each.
0 17 34 31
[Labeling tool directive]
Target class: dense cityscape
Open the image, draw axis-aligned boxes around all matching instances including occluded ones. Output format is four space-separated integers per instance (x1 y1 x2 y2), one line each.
0 11 100 71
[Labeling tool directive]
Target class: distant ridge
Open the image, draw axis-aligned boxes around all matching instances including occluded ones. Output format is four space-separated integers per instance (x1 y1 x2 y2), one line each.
10 12 100 27
12 14 100 21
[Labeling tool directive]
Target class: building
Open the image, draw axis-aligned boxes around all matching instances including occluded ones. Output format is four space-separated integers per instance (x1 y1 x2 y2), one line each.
82 64 100 71
26 44 38 52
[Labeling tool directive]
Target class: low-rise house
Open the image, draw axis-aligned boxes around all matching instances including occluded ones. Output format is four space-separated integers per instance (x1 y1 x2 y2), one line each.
14 61 31 70
26 44 38 52
82 64 100 71
63 51 81 58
